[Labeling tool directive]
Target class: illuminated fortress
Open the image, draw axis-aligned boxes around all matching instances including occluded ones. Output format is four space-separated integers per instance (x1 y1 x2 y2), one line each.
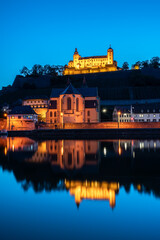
63 46 118 75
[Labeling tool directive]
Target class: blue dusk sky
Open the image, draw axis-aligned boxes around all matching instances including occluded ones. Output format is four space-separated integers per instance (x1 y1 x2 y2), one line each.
1 0 160 89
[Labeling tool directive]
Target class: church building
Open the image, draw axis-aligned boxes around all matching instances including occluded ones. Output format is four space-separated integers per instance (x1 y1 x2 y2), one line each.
46 83 100 125
63 46 118 75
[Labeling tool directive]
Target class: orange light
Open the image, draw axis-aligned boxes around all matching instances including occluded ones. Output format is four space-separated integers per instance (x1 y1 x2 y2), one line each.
4 113 7 117
118 147 122 155
117 111 121 115
4 147 7 156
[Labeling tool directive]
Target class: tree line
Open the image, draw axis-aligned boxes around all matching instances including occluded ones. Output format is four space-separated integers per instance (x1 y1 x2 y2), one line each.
122 57 160 70
20 64 65 77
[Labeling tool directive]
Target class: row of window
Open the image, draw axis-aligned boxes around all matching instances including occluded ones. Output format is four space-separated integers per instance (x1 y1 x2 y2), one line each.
120 114 131 118
31 105 48 108
50 119 57 124
120 119 160 122
134 119 160 122
134 109 160 113
120 120 130 122
50 111 56 117
26 100 47 104
135 114 160 118
11 115 37 120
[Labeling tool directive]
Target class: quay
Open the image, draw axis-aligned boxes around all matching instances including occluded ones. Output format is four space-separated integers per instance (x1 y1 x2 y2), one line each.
7 128 160 140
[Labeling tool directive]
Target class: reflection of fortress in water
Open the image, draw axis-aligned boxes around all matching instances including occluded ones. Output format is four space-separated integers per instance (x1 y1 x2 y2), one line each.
65 180 119 208
1 137 160 209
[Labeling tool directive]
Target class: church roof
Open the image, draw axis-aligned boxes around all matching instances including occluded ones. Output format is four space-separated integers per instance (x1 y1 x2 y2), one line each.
61 83 81 95
50 83 98 98
78 88 98 97
50 88 64 98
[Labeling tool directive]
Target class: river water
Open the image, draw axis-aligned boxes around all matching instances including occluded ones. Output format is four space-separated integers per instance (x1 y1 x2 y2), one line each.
0 137 160 240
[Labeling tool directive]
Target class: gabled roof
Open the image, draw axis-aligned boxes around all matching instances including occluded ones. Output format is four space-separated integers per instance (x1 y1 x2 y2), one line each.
114 105 131 113
61 83 81 95
9 106 37 115
132 103 160 113
50 88 64 98
78 87 98 97
50 83 98 98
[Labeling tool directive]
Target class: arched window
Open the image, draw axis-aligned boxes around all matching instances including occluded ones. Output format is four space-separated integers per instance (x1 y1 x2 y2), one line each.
67 97 71 110
54 112 56 117
76 98 79 111
50 111 52 117
87 110 90 116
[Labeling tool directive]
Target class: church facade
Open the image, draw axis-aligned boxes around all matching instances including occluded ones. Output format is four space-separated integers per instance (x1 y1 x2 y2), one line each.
63 46 118 75
46 83 100 125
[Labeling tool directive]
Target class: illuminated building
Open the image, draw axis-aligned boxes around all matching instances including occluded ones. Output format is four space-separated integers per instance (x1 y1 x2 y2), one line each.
7 106 38 131
113 106 131 122
65 180 119 208
46 83 100 125
131 103 160 122
22 96 48 122
63 46 118 75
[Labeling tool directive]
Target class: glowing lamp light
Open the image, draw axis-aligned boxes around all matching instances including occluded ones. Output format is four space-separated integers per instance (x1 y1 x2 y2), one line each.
117 111 121 116
102 109 107 113
103 147 107 156
118 147 122 155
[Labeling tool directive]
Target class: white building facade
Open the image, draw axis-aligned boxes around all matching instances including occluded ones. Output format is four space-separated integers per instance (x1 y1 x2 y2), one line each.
131 103 160 122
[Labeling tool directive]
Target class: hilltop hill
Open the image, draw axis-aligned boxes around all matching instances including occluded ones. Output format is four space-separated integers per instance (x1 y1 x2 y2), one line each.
1 68 160 105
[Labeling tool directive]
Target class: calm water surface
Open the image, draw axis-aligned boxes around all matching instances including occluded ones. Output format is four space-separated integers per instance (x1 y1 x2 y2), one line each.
0 137 160 240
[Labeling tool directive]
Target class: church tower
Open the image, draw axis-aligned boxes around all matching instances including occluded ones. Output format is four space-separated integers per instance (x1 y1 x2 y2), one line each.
107 45 114 64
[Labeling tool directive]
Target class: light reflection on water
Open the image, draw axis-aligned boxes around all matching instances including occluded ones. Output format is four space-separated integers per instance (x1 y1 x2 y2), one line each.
0 137 160 240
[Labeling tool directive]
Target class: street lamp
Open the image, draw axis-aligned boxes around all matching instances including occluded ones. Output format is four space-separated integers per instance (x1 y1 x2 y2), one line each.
61 112 63 129
117 111 121 129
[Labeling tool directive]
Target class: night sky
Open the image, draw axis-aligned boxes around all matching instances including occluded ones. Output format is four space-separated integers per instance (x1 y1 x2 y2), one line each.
1 0 160 89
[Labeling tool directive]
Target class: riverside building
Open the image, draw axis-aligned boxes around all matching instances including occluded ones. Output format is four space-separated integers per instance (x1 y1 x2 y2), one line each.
131 103 160 122
113 106 131 122
22 96 48 122
7 106 38 131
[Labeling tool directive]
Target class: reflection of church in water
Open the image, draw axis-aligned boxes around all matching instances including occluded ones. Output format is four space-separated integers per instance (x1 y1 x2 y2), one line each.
47 140 99 170
2 137 160 209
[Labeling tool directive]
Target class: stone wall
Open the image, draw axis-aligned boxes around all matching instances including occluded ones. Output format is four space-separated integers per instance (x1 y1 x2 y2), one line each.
64 122 160 129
